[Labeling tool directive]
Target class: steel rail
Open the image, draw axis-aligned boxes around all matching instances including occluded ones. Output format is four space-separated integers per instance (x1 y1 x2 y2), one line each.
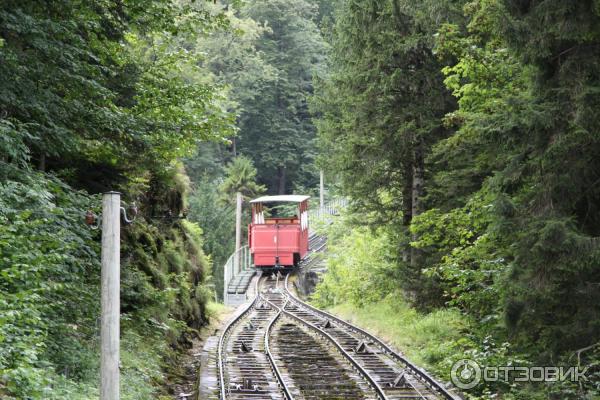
264 299 295 400
217 273 292 400
283 274 460 400
217 276 260 400
261 292 388 400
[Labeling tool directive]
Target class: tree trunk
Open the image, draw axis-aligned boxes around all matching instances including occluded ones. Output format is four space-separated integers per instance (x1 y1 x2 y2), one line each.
410 136 425 268
277 166 286 195
401 158 413 264
38 153 46 172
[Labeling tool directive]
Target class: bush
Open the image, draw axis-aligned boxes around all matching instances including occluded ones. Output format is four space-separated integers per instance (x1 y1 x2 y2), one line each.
312 215 396 308
0 165 214 398
0 170 100 398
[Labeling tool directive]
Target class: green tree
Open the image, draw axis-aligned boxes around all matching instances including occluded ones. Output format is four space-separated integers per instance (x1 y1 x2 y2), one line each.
494 0 600 355
219 156 266 202
0 0 235 397
313 1 600 398
235 0 326 194
430 0 600 357
313 0 456 304
188 179 235 300
187 155 264 299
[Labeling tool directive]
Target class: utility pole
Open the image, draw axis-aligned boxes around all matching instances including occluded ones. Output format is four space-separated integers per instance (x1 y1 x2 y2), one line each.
320 170 324 209
101 192 120 400
235 192 242 274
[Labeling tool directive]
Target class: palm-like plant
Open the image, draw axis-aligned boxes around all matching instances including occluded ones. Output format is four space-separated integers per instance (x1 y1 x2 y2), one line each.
219 156 266 204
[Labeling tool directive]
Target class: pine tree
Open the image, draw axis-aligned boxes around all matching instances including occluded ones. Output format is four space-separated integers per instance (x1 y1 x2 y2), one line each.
313 0 455 303
237 0 326 193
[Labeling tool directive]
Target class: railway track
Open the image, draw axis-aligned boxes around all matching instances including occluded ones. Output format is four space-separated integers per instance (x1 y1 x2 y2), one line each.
216 238 459 400
281 274 458 400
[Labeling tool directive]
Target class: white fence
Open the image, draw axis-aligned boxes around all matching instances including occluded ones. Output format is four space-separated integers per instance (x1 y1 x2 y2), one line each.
223 245 252 302
312 197 348 222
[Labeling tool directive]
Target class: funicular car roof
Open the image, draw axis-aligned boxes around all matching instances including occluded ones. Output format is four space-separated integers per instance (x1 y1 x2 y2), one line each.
249 195 310 204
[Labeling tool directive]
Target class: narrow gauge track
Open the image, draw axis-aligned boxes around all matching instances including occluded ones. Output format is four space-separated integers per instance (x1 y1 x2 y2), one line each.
282 274 459 400
217 274 381 399
217 273 286 399
262 276 381 400
217 236 459 400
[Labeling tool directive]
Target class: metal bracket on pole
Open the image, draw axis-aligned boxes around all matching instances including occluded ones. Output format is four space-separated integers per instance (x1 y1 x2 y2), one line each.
120 202 137 225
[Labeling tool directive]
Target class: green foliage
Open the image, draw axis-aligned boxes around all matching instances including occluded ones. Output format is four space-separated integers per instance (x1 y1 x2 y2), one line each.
312 215 396 308
410 190 505 322
328 300 472 383
197 7 277 115
234 0 326 193
191 0 327 194
47 330 174 400
0 0 232 397
0 0 233 177
0 165 214 398
429 0 600 359
311 1 455 305
126 31 236 162
0 170 100 398
186 153 265 300
314 0 600 398
0 120 31 167
188 178 235 300
219 156 266 202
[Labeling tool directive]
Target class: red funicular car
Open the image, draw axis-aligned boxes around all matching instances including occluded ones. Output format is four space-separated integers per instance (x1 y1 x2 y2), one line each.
248 195 310 269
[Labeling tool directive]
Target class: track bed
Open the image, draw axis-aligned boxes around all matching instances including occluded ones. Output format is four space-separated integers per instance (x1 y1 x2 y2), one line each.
216 237 459 400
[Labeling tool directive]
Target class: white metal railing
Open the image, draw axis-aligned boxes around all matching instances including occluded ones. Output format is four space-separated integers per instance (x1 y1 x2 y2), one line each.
312 198 348 222
223 245 252 304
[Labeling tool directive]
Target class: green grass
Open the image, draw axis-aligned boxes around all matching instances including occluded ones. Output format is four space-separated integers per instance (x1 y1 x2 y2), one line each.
206 301 231 320
327 295 471 381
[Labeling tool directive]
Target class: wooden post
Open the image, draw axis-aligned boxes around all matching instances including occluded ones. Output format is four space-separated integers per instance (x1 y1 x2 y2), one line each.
320 170 324 209
101 192 120 400
235 192 242 274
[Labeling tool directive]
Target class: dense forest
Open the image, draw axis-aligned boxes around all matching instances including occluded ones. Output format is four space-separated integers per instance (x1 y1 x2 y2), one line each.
0 0 325 398
313 0 600 399
0 1 237 398
1 0 600 399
